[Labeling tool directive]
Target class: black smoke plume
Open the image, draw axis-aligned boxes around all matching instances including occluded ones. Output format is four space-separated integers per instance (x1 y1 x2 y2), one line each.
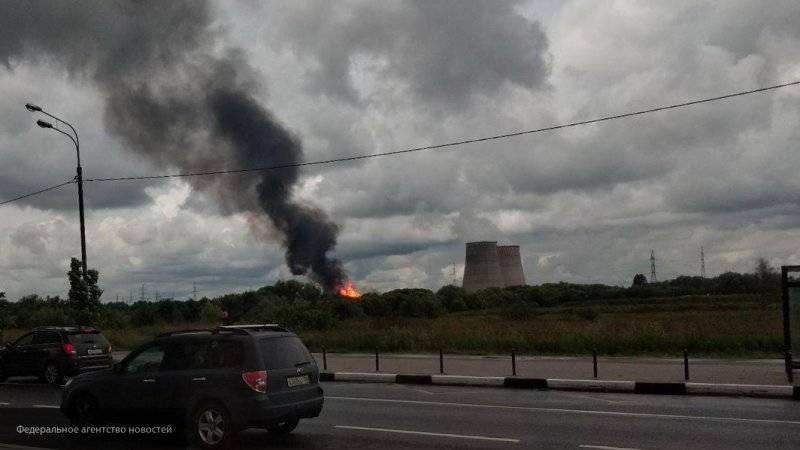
0 1 347 290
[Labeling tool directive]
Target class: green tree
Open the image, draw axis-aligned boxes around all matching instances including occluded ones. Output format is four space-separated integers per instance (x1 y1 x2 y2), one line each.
67 258 102 325
631 274 648 287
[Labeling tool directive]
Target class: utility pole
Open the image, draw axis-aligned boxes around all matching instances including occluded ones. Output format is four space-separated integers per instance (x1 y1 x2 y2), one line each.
26 103 88 279
115 293 119 302
700 246 706 278
650 250 658 283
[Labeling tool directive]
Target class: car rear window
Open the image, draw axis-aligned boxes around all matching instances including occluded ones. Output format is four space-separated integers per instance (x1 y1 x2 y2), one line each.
66 332 108 346
259 337 313 370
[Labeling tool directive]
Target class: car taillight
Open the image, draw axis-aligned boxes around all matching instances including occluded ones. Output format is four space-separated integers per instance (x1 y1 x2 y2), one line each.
62 343 76 356
105 344 112 353
241 370 267 393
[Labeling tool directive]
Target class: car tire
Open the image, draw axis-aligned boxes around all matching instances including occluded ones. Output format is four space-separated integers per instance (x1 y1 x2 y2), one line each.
42 362 63 385
266 417 299 435
191 401 232 449
68 393 99 426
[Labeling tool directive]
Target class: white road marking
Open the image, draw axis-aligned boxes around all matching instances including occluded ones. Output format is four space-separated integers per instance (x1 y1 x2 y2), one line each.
32 404 59 409
0 443 56 450
576 394 631 405
335 425 519 443
327 396 800 426
580 445 643 450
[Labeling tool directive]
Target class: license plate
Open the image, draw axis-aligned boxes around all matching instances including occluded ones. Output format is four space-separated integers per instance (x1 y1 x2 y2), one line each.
287 375 310 387
87 349 102 355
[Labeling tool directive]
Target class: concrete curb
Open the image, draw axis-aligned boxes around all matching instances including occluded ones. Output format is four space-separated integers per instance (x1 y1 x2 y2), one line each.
320 372 799 400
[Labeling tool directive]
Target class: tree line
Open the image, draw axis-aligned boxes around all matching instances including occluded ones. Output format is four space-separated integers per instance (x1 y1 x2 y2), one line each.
0 258 782 336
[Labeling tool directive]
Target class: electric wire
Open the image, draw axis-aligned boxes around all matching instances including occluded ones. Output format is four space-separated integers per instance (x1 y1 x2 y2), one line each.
82 80 800 183
2 80 798 205
0 179 75 206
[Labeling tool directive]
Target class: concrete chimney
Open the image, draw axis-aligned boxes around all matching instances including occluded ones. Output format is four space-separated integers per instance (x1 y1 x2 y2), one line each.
497 245 525 287
462 241 503 292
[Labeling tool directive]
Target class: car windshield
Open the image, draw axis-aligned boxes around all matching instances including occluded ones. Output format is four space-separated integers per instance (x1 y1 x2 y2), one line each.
259 336 312 370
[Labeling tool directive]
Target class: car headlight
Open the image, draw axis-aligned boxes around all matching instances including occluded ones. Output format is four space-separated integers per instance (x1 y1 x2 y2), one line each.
63 378 73 388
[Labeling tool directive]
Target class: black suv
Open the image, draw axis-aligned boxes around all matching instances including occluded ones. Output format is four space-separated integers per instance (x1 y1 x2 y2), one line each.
0 326 112 385
60 324 324 449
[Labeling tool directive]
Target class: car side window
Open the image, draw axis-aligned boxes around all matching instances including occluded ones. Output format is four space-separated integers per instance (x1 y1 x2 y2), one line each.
13 333 35 347
124 345 165 374
33 332 60 345
160 341 209 371
207 340 244 368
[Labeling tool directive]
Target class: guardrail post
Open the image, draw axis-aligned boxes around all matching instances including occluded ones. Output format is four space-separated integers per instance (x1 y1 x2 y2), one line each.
683 349 689 381
375 349 380 372
439 349 444 374
511 349 517 376
592 349 598 378
322 347 327 371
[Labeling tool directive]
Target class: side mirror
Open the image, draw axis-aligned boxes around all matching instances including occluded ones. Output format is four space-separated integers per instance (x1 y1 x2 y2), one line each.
112 363 124 374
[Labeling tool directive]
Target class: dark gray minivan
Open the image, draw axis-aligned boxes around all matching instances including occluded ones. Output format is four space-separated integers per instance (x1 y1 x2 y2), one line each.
60 325 323 449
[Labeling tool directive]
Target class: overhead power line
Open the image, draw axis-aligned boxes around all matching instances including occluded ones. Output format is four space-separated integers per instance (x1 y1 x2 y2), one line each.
2 80 798 205
0 179 75 206
81 80 800 183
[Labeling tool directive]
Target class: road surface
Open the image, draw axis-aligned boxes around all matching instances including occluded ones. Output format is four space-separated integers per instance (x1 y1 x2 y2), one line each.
1 380 799 449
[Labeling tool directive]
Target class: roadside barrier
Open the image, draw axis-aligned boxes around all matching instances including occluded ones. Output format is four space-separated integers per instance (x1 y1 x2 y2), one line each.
318 371 800 400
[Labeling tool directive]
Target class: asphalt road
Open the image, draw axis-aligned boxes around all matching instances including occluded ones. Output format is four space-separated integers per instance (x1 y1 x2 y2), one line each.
1 380 799 449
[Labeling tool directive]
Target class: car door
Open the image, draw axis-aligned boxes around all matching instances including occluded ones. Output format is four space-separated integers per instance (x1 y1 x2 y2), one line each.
108 343 167 421
32 331 61 374
7 333 36 376
156 340 208 422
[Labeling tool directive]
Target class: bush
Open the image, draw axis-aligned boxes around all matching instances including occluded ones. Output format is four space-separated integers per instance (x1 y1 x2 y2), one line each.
436 285 467 312
26 308 73 327
577 308 599 321
199 302 223 325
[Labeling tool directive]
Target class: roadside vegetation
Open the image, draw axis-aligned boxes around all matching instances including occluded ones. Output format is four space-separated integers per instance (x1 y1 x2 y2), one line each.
0 259 783 357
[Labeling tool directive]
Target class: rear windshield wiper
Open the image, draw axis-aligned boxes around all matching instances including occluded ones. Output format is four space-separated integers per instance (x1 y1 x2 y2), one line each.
295 361 311 367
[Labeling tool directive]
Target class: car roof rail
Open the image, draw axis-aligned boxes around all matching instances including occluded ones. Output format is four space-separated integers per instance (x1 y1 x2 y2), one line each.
156 329 214 338
217 324 290 333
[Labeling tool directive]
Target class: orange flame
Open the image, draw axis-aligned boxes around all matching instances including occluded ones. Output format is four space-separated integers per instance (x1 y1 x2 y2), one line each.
337 280 361 298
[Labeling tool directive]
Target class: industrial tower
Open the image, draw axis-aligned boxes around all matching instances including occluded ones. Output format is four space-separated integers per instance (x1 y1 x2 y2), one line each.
650 250 657 283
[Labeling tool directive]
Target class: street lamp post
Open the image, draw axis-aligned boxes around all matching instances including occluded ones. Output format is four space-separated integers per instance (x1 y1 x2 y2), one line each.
26 103 88 279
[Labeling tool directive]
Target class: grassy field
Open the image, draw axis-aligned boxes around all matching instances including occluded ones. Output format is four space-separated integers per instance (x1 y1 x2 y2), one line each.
0 294 784 357
302 296 783 357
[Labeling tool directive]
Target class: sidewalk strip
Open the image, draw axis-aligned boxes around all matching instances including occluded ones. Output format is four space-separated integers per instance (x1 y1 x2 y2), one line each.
580 445 643 450
334 425 519 443
32 404 59 409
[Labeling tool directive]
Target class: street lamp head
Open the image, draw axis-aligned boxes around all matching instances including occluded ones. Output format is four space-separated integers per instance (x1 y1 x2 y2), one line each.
36 119 53 129
25 103 43 112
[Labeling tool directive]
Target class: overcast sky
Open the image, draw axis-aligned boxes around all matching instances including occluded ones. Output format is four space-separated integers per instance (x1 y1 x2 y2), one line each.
1 0 799 301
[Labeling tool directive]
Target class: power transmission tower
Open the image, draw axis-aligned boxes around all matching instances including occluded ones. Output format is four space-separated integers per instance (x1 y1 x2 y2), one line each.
155 291 160 302
451 263 457 285
129 288 133 304
700 246 706 278
193 283 198 300
115 293 119 302
140 284 146 302
650 250 657 283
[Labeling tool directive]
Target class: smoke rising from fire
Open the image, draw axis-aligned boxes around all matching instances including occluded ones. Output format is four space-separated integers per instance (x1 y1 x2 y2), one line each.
0 1 347 290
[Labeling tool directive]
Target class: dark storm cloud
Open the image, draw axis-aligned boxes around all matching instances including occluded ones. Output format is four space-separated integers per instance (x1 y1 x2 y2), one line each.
273 0 550 109
0 0 348 290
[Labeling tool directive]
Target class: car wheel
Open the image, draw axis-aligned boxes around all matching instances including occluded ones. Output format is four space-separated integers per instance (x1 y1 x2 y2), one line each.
266 417 299 435
69 393 99 426
42 362 63 385
192 401 232 449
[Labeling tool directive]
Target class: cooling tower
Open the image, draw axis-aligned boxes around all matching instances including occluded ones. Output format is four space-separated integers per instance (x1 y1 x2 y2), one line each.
498 245 525 287
462 241 504 292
